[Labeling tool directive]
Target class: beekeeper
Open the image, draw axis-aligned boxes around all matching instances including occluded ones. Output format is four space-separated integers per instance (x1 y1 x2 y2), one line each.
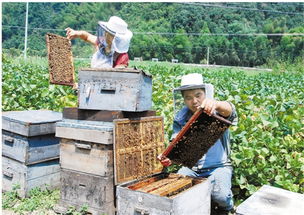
158 73 238 215
66 16 133 68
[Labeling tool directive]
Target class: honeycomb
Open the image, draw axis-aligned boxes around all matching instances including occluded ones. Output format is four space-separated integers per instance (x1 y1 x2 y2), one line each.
46 33 75 86
165 110 231 168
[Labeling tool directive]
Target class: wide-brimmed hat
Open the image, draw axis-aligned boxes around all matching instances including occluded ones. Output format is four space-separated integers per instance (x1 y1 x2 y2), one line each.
174 73 214 99
98 16 133 53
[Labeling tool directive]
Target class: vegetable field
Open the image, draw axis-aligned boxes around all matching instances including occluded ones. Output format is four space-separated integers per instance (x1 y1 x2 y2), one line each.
2 55 304 213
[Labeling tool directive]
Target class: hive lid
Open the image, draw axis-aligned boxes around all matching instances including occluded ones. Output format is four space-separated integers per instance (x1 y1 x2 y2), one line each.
2 110 62 136
79 67 152 77
46 33 75 86
161 108 232 168
113 116 165 185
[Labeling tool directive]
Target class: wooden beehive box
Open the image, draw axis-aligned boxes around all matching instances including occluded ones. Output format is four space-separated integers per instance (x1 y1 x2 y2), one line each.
114 116 212 215
2 156 60 197
236 185 304 215
78 68 152 111
46 33 75 86
161 108 232 168
55 119 115 215
2 110 62 164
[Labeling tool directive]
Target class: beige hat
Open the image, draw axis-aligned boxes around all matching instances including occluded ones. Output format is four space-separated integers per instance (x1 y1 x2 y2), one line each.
98 16 133 53
174 73 214 99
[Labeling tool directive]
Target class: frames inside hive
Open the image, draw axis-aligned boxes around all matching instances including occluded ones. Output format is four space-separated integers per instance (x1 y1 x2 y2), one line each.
46 33 75 86
127 173 206 198
163 109 231 168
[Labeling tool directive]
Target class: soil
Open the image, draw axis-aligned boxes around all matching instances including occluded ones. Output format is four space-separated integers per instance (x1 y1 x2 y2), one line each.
46 33 75 86
167 111 230 168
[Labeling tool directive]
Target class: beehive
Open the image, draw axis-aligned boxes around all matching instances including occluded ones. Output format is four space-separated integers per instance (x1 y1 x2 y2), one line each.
2 110 62 197
78 68 152 111
114 117 211 215
162 108 232 168
46 33 75 86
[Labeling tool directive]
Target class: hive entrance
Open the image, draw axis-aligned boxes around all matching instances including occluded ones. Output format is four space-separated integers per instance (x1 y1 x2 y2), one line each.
46 33 75 86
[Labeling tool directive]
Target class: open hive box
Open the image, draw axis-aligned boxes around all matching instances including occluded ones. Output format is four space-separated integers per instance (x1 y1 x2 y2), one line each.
114 116 211 215
46 33 75 86
161 107 232 168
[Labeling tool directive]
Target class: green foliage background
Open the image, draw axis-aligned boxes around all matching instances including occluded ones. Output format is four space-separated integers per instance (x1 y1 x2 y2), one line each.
2 2 304 66
2 56 304 208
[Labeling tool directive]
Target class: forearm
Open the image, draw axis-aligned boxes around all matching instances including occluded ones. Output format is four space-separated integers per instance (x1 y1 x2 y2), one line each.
77 31 97 46
215 101 233 117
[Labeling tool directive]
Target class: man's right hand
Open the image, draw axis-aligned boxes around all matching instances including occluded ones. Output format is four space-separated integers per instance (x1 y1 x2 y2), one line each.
65 27 78 40
157 154 172 167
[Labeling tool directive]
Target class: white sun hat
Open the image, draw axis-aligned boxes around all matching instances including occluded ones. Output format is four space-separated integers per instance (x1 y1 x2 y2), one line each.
174 73 214 99
98 16 133 53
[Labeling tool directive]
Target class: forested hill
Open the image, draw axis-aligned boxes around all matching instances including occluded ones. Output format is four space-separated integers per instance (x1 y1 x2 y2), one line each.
2 2 304 66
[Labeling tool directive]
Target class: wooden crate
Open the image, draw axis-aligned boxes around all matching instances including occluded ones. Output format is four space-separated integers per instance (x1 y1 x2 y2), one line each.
60 138 113 176
59 168 115 215
236 185 304 215
114 116 211 215
2 130 59 165
2 110 62 137
56 119 114 144
2 156 60 197
117 173 211 215
46 33 75 86
2 110 62 164
78 68 152 111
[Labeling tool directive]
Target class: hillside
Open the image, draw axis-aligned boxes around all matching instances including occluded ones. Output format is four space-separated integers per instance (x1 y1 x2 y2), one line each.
2 2 304 66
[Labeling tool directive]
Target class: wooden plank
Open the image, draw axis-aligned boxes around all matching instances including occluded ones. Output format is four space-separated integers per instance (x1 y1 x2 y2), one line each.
137 177 179 193
60 138 113 176
150 178 192 197
46 33 75 86
127 174 165 190
63 107 156 121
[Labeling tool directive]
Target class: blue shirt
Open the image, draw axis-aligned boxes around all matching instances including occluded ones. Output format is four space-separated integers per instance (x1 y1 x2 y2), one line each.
171 103 238 170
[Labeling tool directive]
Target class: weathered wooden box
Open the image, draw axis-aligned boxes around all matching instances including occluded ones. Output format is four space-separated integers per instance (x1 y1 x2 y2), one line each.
78 68 152 111
114 117 212 215
57 168 115 215
236 185 304 215
55 119 115 214
117 174 211 215
57 119 114 176
2 110 62 164
2 156 60 197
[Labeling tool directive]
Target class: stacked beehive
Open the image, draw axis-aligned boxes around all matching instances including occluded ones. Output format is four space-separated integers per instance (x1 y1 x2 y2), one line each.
54 68 162 215
2 110 62 197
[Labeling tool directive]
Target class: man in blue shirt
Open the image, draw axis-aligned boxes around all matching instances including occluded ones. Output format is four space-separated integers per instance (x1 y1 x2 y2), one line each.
159 73 238 214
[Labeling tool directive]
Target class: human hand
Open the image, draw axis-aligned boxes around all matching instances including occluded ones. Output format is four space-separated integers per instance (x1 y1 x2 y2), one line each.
65 27 78 40
200 98 218 116
72 82 78 90
157 154 172 167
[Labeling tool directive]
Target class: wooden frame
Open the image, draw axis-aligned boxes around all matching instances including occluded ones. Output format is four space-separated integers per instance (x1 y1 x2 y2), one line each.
46 33 75 86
